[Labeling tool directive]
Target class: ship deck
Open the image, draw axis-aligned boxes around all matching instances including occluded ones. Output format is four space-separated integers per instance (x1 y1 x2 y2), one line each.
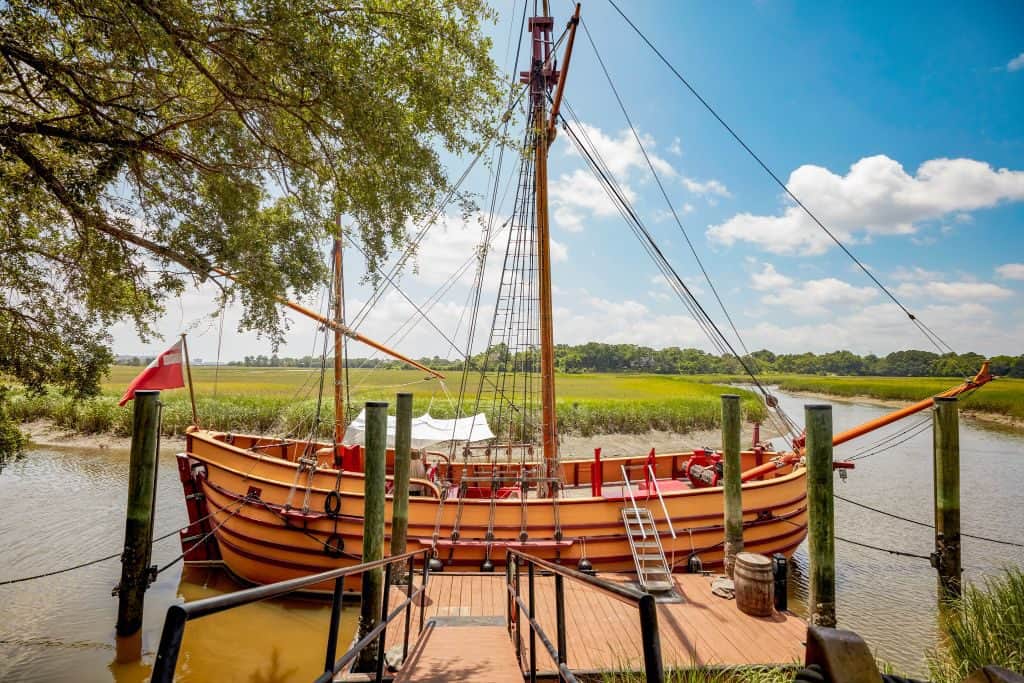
371 571 806 680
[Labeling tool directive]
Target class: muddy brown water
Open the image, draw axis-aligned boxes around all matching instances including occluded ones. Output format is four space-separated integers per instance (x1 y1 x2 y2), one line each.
1 387 1022 681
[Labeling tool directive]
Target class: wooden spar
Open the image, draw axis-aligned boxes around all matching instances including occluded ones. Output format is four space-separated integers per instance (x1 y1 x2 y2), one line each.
332 219 345 444
535 103 558 472
528 7 581 477
211 267 444 379
179 333 199 426
547 4 581 141
828 361 991 448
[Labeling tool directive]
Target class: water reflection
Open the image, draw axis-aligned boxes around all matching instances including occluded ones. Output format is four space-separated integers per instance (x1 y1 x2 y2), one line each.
0 444 357 683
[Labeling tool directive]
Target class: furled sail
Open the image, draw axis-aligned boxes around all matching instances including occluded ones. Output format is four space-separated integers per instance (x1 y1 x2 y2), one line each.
342 409 495 449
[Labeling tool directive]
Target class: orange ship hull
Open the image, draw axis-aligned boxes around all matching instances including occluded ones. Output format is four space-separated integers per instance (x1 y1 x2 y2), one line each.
179 429 807 592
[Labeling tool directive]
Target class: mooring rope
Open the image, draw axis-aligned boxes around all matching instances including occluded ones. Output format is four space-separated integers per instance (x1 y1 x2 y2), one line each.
0 502 236 587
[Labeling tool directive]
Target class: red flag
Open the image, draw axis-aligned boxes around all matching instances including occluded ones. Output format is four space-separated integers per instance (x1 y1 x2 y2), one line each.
118 339 185 406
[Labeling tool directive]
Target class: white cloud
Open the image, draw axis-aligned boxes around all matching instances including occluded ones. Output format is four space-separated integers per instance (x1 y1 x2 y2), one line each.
556 296 707 348
996 263 1024 280
707 155 1024 255
669 137 683 156
682 177 731 198
745 301 1021 356
891 266 942 281
749 263 793 291
1008 52 1024 72
760 276 877 315
562 122 675 178
551 122 674 233
895 280 1013 301
550 238 568 263
682 203 695 214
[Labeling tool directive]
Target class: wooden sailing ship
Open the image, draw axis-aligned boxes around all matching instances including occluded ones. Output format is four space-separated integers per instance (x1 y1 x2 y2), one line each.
174 5 993 592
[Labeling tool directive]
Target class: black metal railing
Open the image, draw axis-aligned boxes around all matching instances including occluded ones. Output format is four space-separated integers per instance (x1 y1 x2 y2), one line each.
151 548 431 683
505 549 665 683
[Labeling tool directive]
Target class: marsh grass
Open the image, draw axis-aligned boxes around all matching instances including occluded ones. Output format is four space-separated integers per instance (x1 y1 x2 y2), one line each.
927 568 1024 683
770 376 1024 421
9 367 766 440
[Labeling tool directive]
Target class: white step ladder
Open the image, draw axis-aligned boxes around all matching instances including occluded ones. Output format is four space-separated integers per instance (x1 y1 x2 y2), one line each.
620 464 676 593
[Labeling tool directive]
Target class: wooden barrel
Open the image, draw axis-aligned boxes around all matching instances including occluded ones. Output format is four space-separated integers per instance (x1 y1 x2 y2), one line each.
734 552 774 617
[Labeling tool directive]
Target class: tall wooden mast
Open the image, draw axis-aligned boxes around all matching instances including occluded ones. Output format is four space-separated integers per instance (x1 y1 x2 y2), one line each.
332 217 346 446
522 5 580 476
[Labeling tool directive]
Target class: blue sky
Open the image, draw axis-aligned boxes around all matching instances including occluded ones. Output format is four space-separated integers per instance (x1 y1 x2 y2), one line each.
113 1 1024 363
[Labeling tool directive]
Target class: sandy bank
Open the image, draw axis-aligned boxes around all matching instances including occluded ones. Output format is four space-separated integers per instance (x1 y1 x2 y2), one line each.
22 420 774 455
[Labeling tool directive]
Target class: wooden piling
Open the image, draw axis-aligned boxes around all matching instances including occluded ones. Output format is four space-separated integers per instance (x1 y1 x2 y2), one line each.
390 393 413 579
933 396 961 601
721 394 744 578
355 400 387 672
116 389 161 639
805 404 836 627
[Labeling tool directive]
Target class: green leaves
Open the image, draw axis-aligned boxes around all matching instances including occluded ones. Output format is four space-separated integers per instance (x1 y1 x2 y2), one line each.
0 0 502 395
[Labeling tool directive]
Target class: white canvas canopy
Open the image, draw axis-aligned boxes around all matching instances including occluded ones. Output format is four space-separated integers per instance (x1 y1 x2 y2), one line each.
342 409 495 449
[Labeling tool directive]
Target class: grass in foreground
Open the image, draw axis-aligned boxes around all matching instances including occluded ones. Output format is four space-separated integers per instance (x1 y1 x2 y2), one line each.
598 665 798 682
9 367 767 440
928 567 1024 683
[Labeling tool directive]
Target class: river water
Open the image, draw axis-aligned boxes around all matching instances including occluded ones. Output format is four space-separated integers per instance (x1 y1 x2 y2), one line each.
1 388 1021 681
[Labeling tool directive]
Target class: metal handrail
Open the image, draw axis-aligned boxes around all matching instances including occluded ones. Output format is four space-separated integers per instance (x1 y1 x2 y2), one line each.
620 465 646 540
647 465 677 540
151 548 431 683
505 548 664 683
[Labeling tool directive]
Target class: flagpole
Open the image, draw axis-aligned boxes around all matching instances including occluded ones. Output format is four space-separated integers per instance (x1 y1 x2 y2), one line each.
180 333 199 426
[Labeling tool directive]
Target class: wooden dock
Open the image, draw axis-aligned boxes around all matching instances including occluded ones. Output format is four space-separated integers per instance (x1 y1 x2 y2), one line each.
378 572 806 679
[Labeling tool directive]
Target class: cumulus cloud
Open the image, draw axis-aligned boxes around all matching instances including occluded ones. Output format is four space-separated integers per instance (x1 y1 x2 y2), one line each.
996 263 1024 280
749 263 793 291
707 155 1024 254
551 122 673 233
895 280 1013 301
760 277 877 315
1008 52 1024 72
683 177 731 198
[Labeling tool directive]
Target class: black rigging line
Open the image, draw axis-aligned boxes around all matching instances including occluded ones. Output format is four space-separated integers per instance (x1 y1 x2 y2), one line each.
577 14 758 372
834 494 1024 549
557 104 801 442
349 83 531 331
605 0 958 358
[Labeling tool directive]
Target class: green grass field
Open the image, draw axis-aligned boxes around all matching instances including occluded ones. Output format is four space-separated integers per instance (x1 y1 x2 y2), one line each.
12 366 1021 439
10 366 768 438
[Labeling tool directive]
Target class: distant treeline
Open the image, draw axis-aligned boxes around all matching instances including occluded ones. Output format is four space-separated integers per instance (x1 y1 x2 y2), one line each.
145 344 1024 378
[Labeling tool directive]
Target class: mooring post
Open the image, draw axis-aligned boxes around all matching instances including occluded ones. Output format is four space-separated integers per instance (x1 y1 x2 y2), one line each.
116 389 161 646
721 394 744 578
932 396 961 602
806 404 836 627
355 400 387 672
390 392 413 580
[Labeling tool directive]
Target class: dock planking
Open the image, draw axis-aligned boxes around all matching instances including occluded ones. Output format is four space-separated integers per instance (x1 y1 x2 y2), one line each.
380 571 806 678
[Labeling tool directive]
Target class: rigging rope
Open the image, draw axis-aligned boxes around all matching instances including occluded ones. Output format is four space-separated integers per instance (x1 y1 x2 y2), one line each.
557 106 801 443
577 15 759 372
834 493 1024 549
0 504 234 586
605 0 960 359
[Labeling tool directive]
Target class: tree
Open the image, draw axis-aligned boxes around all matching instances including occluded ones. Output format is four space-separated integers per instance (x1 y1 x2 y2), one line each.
0 0 502 404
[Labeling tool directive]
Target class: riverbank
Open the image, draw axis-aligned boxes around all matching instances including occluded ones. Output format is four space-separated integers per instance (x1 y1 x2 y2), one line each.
7 367 768 443
21 418 767 456
770 375 1024 433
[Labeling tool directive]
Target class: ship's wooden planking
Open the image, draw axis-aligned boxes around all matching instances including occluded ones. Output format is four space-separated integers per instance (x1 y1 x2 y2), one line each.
372 572 806 680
